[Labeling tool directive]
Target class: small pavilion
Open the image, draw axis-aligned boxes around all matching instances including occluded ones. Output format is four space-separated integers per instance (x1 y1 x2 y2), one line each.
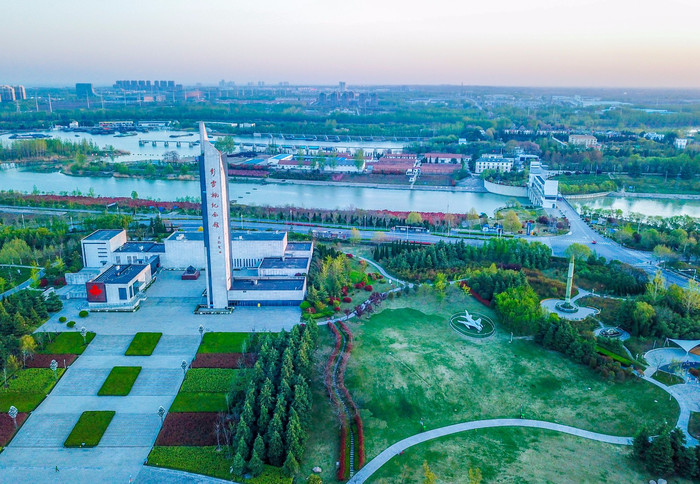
669 339 700 361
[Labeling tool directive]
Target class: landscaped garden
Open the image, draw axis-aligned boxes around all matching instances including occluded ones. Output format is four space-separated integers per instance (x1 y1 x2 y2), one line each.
64 410 115 448
0 367 66 412
301 285 681 482
169 368 249 413
125 332 162 356
97 366 142 396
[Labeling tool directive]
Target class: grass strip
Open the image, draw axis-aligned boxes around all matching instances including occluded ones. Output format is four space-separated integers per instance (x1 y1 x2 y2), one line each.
64 411 115 448
125 332 162 356
97 366 142 396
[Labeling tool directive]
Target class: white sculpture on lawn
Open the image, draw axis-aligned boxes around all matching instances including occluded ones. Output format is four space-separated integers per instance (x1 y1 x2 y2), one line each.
457 309 482 332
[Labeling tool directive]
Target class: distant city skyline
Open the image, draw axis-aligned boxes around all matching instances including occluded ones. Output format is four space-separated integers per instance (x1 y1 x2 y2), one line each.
3 0 700 88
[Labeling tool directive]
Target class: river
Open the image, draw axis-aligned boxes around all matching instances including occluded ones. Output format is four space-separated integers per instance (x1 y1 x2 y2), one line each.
570 197 700 219
0 168 515 214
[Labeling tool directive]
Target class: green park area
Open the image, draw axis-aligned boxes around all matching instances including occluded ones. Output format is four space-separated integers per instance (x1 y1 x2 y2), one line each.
170 368 249 412
0 266 33 292
97 366 142 396
125 332 162 356
197 332 257 354
0 368 66 412
39 331 95 354
147 446 291 483
302 286 680 482
64 410 115 448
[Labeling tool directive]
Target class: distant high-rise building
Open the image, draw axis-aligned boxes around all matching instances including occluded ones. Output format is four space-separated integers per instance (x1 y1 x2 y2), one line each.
0 85 16 102
13 85 26 100
75 83 96 98
339 81 346 92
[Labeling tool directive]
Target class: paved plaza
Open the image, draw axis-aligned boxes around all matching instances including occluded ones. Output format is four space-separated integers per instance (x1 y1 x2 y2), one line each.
0 271 300 483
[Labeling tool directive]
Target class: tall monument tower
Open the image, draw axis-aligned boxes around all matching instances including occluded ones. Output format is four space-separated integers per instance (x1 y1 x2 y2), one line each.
199 122 232 309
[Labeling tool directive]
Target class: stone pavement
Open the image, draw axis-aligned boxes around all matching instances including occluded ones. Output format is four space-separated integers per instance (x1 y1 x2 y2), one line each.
136 465 238 483
348 418 634 483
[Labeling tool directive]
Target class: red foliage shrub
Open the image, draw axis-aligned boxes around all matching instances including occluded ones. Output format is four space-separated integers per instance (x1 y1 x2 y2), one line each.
334 306 341 312
341 286 349 296
364 285 373 292
354 413 365 468
470 288 491 307
25 354 77 368
342 297 352 303
337 415 348 481
155 412 220 446
690 368 699 378
306 307 316 314
0 412 28 446
39 278 49 288
191 353 257 369
346 253 353 259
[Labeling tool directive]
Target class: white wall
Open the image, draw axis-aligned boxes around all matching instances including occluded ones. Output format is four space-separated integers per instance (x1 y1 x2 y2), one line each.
162 239 207 269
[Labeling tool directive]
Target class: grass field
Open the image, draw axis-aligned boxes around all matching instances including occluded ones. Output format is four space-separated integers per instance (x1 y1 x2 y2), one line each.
125 332 162 356
652 370 685 386
179 368 249 393
690 413 700 440
39 332 95 354
0 266 32 291
197 332 256 354
369 427 678 484
303 286 679 480
147 446 291 483
64 411 115 447
169 392 228 413
97 367 142 396
0 368 66 412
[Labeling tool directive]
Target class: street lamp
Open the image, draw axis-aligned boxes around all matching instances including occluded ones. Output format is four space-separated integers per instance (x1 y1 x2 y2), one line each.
80 327 87 345
8 406 18 428
198 325 204 341
158 406 165 424
181 360 188 377
50 359 58 380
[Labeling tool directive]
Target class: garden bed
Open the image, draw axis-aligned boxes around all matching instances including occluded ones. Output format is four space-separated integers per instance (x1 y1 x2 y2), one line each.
155 412 220 446
64 410 115 447
180 369 248 393
147 446 291 483
125 332 162 356
197 332 257 354
0 368 66 412
652 370 685 386
38 332 95 354
169 392 228 413
24 354 77 368
97 366 142 396
0 412 28 446
190 353 257 369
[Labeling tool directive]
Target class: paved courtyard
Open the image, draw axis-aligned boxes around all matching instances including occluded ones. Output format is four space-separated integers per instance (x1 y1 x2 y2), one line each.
0 272 301 482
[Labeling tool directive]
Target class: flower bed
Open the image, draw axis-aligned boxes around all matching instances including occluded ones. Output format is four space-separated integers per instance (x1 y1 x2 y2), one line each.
24 354 77 368
0 412 28 446
190 353 257 369
155 412 220 446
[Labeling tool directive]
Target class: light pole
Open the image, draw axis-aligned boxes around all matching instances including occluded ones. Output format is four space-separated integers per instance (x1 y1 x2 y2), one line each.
8 406 18 428
158 406 165 425
181 360 188 377
50 359 58 380
198 325 204 341
80 327 87 345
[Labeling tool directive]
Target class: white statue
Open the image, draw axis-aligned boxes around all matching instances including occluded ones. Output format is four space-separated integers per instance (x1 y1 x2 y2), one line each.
456 309 482 332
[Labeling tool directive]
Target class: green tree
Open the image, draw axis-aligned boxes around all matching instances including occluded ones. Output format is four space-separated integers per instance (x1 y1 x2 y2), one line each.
19 334 37 366
215 135 236 154
282 451 300 477
406 212 423 225
353 150 365 171
423 461 437 484
502 210 522 233
646 431 674 475
231 452 246 477
468 467 483 484
131 190 138 200
267 429 284 466
253 433 266 462
350 227 361 245
494 285 543 335
564 243 592 261
434 272 447 298
248 448 264 477
632 425 651 460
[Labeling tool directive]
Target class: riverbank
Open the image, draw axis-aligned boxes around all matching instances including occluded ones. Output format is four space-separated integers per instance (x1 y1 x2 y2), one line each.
610 191 700 201
259 177 488 193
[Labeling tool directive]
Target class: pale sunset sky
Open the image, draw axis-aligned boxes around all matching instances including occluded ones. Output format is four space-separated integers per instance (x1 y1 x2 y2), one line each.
2 0 699 87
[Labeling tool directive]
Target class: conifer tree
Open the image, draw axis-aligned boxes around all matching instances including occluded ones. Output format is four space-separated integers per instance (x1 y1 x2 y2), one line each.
248 448 264 477
253 433 266 461
282 451 300 477
232 452 246 477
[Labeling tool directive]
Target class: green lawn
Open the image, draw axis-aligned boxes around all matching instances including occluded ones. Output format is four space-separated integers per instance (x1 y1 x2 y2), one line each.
64 411 115 448
318 286 679 469
169 392 228 413
97 367 142 396
39 332 95 354
147 446 291 483
0 266 33 291
690 412 700 440
197 332 256 354
0 368 65 411
369 427 668 483
652 370 685 386
125 332 162 356
179 368 249 393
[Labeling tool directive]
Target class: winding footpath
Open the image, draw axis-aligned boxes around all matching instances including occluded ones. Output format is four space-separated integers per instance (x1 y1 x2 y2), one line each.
348 419 633 483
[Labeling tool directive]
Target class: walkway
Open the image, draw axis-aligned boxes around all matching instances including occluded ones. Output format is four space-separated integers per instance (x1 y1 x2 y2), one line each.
348 418 633 483
0 266 45 298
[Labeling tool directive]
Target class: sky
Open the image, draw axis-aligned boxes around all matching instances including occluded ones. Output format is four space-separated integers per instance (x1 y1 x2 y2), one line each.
2 0 700 88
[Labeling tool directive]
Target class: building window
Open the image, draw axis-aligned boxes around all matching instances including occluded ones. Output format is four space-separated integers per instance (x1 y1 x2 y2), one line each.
119 288 127 300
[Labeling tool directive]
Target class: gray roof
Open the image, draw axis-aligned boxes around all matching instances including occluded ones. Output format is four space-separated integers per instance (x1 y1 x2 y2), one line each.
286 242 312 251
92 263 150 284
259 257 309 269
167 231 286 242
83 229 124 241
230 278 304 291
114 242 165 253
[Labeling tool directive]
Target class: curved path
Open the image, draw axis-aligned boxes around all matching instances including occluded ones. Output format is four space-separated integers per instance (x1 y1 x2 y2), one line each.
348 419 632 483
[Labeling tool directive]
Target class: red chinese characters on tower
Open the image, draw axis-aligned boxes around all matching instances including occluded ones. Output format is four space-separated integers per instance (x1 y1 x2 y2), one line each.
211 193 219 198
212 222 220 228
210 180 217 188
210 168 216 176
